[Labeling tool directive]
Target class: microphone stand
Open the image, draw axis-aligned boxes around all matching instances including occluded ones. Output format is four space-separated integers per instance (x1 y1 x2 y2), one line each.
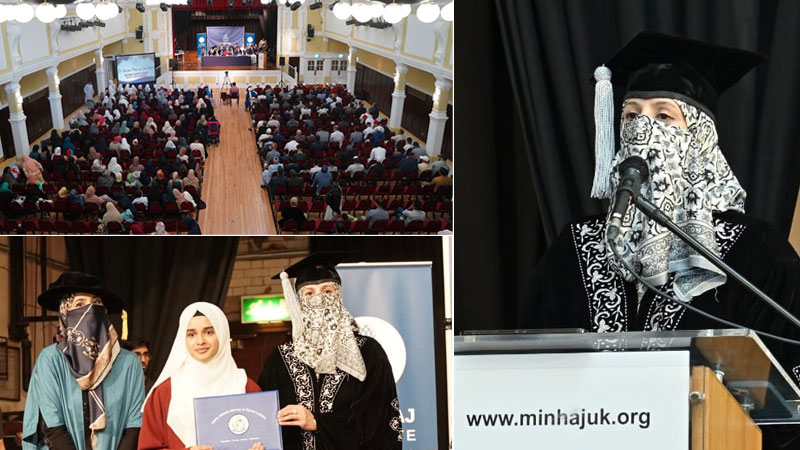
631 195 800 331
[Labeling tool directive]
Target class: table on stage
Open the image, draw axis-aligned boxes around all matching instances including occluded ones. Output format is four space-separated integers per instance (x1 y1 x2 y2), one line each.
201 55 252 66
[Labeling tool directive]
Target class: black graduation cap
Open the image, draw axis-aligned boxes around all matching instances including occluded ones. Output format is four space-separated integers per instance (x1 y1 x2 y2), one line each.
37 272 125 313
272 251 356 290
603 31 765 119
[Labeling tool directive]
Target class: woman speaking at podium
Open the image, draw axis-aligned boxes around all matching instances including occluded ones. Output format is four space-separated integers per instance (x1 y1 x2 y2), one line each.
524 32 800 450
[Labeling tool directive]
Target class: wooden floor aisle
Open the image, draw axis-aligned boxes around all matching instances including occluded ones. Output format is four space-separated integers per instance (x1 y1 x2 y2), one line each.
198 100 277 235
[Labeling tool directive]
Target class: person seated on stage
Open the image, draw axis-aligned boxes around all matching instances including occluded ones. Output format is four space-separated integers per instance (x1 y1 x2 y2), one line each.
524 31 800 450
138 302 263 450
258 253 402 450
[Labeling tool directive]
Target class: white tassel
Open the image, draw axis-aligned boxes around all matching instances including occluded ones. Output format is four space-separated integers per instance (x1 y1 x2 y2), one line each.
591 65 615 199
280 271 304 340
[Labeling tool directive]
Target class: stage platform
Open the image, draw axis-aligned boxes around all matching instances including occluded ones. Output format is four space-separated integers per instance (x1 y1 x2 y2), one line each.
170 69 295 89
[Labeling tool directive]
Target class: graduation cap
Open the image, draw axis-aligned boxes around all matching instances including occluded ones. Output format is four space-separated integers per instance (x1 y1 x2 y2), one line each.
590 31 765 199
37 272 125 313
272 251 357 290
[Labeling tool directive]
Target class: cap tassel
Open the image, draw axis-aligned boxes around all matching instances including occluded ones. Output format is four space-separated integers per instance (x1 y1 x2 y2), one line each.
280 271 305 340
591 65 615 199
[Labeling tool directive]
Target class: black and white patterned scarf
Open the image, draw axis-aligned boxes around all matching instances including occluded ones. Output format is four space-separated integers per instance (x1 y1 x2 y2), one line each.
605 99 746 301
294 283 367 381
57 295 120 450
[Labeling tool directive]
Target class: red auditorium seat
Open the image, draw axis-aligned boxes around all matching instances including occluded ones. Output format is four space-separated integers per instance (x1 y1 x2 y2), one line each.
342 199 356 212
72 221 92 234
164 221 178 233
387 219 404 234
350 220 368 234
56 221 71 234
165 202 180 216
309 201 325 216
21 220 40 234
299 220 316 233
406 220 424 234
106 222 124 234
436 201 453 218
180 202 196 214
424 220 443 234
387 199 406 210
281 220 298 233
85 202 100 215
149 202 164 216
370 220 387 233
355 199 373 213
316 220 335 234
52 200 68 218
143 222 156 234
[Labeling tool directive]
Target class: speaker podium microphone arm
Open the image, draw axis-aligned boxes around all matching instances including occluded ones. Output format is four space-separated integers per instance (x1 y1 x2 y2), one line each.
626 188 800 333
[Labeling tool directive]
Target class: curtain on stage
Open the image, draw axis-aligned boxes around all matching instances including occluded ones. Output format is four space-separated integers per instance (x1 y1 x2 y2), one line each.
172 9 273 54
455 0 800 332
64 237 239 380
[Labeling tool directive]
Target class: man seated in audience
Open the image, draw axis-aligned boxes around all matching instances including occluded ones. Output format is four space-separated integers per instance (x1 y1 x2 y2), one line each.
365 200 390 228
312 165 333 194
260 162 272 191
330 125 345 146
190 138 206 160
345 156 365 175
286 114 300 129
431 168 453 188
395 200 426 225
403 137 414 151
229 82 240 103
316 127 330 143
349 126 363 144
391 129 407 143
369 144 387 163
411 141 427 160
269 166 288 193
267 114 281 129
284 131 303 151
279 196 307 228
309 135 325 153
418 155 432 174
397 153 419 176
287 170 304 189
432 154 452 175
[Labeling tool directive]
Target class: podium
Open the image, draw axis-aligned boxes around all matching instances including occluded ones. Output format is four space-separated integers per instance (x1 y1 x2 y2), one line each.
455 329 800 450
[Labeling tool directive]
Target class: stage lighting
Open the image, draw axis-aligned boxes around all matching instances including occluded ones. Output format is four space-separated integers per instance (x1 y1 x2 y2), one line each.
289 1 300 10
309 1 321 10
228 0 233 8
345 18 357 25
135 2 145 12
159 3 168 11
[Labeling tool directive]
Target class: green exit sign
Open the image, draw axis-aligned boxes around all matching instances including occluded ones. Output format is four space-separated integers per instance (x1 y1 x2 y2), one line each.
314 53 320 58
338 53 344 58
241 295 290 323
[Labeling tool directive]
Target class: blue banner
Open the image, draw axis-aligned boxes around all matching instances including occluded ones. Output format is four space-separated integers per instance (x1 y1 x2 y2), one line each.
196 33 207 57
245 33 256 47
207 26 245 49
338 263 439 450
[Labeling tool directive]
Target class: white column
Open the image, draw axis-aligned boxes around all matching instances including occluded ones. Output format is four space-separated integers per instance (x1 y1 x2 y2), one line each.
95 49 107 95
5 81 29 157
389 62 407 129
46 66 65 131
425 77 452 157
346 46 357 93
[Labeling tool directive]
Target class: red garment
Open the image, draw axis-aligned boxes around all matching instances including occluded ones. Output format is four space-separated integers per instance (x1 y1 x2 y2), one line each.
138 377 261 450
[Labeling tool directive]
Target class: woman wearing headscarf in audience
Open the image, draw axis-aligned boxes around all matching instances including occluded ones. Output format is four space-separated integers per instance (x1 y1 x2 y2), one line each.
154 169 168 191
119 121 130 134
125 173 142 191
164 140 176 153
22 155 44 184
144 160 157 177
176 147 189 164
51 147 62 160
129 223 145 235
62 137 76 153
91 158 106 173
66 156 81 179
120 207 135 224
169 172 182 191
45 129 63 149
108 157 123 175
138 302 260 450
182 169 200 193
109 135 121 154
120 137 131 153
97 171 115 190
89 123 100 137
102 202 123 228
129 156 145 173
181 215 201 235
150 221 167 235
113 108 121 120
163 121 174 135
69 189 84 209
29 144 41 161
172 188 188 207
84 186 104 206
96 137 108 153
167 129 179 144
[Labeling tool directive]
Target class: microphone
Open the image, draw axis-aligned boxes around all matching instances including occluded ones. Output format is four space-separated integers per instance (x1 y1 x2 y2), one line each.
606 156 649 242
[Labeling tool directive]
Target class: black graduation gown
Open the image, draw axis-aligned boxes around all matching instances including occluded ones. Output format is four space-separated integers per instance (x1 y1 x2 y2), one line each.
524 211 800 449
258 335 403 450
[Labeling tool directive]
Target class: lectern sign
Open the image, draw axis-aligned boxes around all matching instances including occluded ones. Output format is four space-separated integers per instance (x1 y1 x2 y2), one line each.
455 351 689 450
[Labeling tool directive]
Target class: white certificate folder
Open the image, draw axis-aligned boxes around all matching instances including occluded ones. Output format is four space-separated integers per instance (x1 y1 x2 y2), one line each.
194 390 283 450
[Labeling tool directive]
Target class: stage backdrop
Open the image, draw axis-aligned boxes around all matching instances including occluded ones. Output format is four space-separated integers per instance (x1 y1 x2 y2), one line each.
207 26 245 48
338 262 438 450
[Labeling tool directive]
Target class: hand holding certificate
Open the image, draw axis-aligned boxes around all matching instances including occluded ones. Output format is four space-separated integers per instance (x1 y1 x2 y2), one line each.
194 390 284 450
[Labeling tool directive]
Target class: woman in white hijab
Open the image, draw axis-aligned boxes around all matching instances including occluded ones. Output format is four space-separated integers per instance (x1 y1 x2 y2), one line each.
107 157 122 175
138 302 263 450
119 138 131 152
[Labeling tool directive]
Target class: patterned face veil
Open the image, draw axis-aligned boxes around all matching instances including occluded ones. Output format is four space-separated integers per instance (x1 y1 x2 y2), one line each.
591 31 763 301
274 252 367 381
57 293 120 450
